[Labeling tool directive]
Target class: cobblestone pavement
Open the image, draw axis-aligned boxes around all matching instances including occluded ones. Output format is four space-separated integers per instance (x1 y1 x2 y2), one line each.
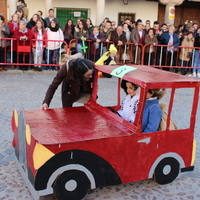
0 70 200 200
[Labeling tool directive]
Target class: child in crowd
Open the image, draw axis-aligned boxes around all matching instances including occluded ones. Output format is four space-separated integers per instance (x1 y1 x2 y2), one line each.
142 89 166 133
117 81 139 123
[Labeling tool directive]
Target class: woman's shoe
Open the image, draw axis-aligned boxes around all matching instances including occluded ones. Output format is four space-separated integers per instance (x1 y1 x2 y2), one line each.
34 67 38 71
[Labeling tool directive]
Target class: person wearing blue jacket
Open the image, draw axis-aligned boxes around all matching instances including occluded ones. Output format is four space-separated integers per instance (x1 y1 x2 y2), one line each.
142 89 166 133
159 25 179 71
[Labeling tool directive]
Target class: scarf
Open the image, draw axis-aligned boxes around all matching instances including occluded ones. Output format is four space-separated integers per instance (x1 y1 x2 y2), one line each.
49 26 59 32
19 28 28 33
94 33 99 49
12 21 18 30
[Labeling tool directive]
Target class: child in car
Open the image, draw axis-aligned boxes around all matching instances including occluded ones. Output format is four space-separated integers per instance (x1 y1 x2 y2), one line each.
117 80 139 123
142 89 166 133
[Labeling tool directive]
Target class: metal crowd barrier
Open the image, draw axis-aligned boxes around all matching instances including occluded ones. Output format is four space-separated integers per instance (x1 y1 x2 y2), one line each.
142 44 200 71
0 38 68 70
1 37 200 73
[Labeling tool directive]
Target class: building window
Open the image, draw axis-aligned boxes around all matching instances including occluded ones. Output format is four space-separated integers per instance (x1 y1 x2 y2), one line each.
118 12 135 24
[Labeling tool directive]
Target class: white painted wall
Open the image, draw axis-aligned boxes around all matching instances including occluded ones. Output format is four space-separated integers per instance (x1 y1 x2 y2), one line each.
22 0 158 27
105 0 158 26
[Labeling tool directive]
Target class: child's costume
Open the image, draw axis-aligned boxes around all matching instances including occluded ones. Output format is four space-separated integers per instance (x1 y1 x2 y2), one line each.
142 98 162 133
118 94 139 123
95 44 118 77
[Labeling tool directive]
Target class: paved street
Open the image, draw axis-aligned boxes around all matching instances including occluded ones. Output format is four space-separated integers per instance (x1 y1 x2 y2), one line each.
0 70 200 200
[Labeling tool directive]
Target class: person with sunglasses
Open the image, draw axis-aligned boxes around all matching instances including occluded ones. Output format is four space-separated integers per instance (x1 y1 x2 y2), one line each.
41 58 94 109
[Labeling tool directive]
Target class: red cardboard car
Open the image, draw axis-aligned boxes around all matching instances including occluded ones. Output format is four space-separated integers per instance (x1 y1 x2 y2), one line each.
11 65 199 200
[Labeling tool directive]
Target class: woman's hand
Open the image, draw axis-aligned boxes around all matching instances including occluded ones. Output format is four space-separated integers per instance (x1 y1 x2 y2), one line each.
41 103 48 110
96 39 101 43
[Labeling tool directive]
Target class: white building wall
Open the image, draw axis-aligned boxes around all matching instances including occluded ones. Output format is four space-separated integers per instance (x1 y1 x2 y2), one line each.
105 0 158 26
23 0 158 27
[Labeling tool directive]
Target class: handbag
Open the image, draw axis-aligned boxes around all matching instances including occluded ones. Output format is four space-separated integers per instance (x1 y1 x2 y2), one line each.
187 52 193 59
121 52 130 60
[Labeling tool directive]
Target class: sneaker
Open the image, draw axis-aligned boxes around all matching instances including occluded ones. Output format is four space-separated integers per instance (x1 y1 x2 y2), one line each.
197 73 200 78
193 72 196 77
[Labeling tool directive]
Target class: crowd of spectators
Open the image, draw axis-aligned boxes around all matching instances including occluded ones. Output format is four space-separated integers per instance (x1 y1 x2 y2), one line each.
0 0 200 76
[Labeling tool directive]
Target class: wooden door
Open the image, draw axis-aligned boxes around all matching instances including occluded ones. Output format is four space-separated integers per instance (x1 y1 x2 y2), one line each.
158 4 165 25
0 0 7 21
158 1 200 28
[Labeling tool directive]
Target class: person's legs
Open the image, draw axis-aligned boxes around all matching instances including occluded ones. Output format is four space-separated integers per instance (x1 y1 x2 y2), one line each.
196 51 200 77
0 47 4 70
32 48 38 70
52 48 60 70
45 49 53 70
180 60 187 75
193 50 199 76
77 42 83 54
38 49 44 71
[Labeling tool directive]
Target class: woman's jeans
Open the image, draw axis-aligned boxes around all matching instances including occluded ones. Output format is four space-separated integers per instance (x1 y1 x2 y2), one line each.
45 48 60 70
193 50 200 73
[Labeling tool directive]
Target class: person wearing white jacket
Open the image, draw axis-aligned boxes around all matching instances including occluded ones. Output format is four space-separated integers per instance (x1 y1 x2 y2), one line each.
46 20 64 70
118 81 139 123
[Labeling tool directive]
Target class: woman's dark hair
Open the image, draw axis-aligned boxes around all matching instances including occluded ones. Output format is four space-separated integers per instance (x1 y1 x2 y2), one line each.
148 28 155 35
63 19 74 34
49 19 60 29
15 9 24 20
177 24 184 32
121 80 138 94
71 58 94 78
30 14 40 22
18 0 25 3
78 19 88 31
0 15 5 22
33 19 45 34
86 18 93 26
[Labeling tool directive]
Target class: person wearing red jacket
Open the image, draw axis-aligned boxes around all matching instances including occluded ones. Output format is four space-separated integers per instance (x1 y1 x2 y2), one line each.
14 20 33 70
31 20 47 71
7 14 20 67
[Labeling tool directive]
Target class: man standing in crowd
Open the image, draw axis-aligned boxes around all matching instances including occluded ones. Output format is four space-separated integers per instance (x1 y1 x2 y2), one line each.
130 22 145 64
37 10 47 28
17 0 28 20
110 25 127 61
44 9 59 27
159 25 179 71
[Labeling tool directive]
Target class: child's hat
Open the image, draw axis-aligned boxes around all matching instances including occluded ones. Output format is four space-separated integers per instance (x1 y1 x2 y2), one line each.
109 44 118 53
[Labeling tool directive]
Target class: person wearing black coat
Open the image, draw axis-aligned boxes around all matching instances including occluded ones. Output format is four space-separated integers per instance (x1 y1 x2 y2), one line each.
26 14 40 30
41 58 94 109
